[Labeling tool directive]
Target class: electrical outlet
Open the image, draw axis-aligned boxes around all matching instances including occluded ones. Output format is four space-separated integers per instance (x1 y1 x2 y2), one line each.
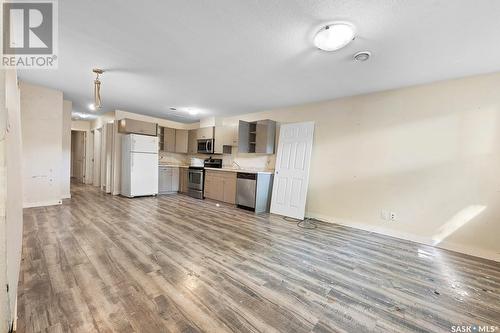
390 212 397 222
381 210 397 222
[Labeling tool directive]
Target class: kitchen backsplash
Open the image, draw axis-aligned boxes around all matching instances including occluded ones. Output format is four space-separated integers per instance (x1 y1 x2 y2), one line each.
222 151 275 170
159 150 276 170
159 152 190 165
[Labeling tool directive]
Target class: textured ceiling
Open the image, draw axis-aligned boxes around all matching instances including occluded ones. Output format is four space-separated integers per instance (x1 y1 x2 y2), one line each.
19 0 500 123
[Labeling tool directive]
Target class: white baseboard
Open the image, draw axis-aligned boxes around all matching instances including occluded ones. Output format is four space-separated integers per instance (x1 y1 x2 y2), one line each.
306 212 500 263
23 200 62 208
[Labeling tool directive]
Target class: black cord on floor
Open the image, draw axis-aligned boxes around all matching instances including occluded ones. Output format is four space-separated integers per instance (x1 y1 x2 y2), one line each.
283 216 318 229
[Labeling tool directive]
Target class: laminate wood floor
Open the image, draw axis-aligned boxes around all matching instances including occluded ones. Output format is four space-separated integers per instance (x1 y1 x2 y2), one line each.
18 183 500 333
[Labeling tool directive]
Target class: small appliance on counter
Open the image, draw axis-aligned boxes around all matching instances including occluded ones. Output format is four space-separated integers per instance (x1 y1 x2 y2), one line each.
187 157 222 199
190 157 204 167
204 157 222 169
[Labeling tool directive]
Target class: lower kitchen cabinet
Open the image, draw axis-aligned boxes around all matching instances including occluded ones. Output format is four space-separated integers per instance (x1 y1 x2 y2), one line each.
159 166 179 194
223 174 236 204
204 170 236 204
205 172 224 201
179 168 189 194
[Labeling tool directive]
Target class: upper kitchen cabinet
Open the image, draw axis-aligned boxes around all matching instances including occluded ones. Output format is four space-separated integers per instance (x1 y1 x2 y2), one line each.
175 129 188 153
225 124 238 146
214 125 238 154
164 127 176 153
188 129 198 154
197 126 214 140
238 120 276 154
158 126 165 151
118 118 158 136
255 120 276 153
158 127 189 153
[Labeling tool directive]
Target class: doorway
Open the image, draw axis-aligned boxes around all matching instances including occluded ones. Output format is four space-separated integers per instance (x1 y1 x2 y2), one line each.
71 130 87 183
93 128 102 187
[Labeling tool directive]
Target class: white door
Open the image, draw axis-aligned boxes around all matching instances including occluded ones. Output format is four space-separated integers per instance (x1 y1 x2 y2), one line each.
130 152 158 196
270 122 315 220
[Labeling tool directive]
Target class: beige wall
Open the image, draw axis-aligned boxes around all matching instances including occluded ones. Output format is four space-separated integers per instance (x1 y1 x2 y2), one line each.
222 72 500 261
20 82 64 207
61 100 72 198
91 111 115 130
72 119 91 131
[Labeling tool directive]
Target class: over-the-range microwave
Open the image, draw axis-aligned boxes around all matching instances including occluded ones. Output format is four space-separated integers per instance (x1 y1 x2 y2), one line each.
197 138 214 154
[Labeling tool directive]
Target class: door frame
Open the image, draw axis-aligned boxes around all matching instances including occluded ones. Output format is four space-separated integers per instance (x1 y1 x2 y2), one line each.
88 130 94 185
92 128 102 187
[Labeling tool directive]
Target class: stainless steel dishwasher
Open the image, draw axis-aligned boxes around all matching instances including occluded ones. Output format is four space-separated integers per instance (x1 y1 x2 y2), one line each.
236 173 257 210
236 172 274 213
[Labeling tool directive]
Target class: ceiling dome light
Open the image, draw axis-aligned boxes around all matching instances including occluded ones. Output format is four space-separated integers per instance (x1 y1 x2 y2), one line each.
353 51 371 62
88 103 96 111
186 108 199 116
314 22 356 51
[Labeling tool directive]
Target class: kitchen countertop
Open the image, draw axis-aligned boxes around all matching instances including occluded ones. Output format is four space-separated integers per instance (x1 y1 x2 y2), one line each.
158 164 189 168
204 167 274 175
158 164 274 174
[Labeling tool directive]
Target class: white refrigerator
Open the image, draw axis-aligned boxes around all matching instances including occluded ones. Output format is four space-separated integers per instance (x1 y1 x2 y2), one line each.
121 134 159 197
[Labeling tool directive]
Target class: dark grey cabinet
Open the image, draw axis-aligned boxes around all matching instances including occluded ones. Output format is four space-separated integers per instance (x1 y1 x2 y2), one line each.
238 119 276 154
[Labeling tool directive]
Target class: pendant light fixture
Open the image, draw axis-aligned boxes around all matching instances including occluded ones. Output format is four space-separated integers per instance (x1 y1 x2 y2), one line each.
93 68 104 109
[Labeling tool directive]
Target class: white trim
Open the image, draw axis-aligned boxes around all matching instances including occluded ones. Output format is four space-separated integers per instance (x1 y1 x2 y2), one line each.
306 212 500 263
23 200 62 208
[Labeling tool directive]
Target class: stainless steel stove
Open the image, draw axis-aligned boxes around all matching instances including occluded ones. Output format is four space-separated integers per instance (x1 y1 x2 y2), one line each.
187 158 222 199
